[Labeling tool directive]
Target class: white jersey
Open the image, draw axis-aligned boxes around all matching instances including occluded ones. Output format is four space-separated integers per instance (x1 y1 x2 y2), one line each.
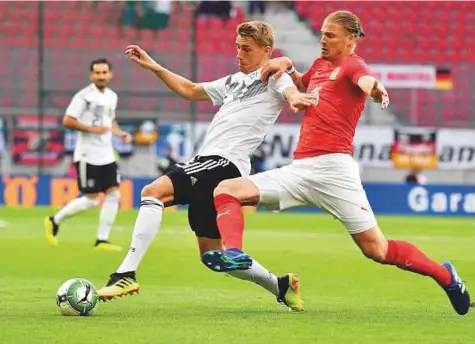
66 84 118 166
201 68 294 176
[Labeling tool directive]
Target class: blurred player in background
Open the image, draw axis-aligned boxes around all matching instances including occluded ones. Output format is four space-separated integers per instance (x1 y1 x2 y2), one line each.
44 58 131 252
98 21 316 311
202 11 473 316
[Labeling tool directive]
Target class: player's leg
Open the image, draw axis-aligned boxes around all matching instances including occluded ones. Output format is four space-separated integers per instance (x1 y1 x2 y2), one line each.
315 154 473 315
192 192 303 312
352 226 472 315
201 166 306 311
94 162 122 251
44 161 100 246
94 187 122 252
98 175 176 300
189 181 278 294
212 178 260 251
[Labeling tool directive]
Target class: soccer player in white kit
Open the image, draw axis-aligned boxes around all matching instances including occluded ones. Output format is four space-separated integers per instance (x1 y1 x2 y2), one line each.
202 11 473 316
98 21 315 311
44 59 131 252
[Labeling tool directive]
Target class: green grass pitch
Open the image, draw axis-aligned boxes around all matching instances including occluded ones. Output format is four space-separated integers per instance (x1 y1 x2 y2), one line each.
0 207 474 344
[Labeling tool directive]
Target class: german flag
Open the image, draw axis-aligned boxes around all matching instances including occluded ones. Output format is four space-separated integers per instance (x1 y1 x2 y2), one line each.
435 68 453 90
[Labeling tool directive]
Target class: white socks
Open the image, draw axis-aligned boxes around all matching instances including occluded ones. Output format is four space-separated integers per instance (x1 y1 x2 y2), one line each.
53 195 99 224
227 259 279 296
117 197 164 273
97 190 120 241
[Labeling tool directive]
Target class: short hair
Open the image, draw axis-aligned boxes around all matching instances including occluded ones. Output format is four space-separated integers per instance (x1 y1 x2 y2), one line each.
90 58 112 71
237 20 275 49
326 11 365 41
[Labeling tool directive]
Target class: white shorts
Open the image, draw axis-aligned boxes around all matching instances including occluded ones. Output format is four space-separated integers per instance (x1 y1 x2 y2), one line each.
248 153 377 234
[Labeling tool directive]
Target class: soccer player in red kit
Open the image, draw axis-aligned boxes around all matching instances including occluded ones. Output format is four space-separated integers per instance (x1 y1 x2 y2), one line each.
201 10 473 315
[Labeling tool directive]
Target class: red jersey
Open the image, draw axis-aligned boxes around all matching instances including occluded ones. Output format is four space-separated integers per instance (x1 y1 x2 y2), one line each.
294 53 371 160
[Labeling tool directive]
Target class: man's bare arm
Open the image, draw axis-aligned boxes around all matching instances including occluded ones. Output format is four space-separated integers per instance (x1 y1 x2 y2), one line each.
126 45 209 101
357 76 390 110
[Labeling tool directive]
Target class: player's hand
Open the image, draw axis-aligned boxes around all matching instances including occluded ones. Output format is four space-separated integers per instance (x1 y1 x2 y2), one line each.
125 45 160 71
260 57 293 82
89 126 109 135
370 80 390 110
289 93 317 113
117 131 132 143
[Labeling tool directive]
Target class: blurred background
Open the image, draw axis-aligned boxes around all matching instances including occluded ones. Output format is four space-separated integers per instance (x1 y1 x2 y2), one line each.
0 0 474 212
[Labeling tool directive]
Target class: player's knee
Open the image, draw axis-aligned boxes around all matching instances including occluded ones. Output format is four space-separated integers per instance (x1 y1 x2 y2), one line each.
141 183 158 198
141 183 169 203
214 179 236 197
104 189 120 203
84 195 100 208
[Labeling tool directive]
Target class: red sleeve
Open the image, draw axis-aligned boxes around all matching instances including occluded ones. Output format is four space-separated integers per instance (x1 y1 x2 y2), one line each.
301 59 319 89
347 57 373 86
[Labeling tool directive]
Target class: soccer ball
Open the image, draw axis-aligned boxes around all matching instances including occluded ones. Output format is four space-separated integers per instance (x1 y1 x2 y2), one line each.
56 278 99 316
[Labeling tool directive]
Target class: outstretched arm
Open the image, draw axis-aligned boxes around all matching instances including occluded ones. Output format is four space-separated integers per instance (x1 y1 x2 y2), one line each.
126 45 209 101
357 76 390 110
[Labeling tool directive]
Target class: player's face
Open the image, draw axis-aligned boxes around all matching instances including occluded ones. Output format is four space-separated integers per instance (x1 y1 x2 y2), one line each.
235 35 271 74
320 21 355 62
90 63 113 89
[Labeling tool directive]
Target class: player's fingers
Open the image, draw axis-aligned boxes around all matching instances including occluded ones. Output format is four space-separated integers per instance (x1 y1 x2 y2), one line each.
300 99 314 106
381 95 390 109
272 71 284 81
126 44 139 50
303 94 317 100
260 66 270 82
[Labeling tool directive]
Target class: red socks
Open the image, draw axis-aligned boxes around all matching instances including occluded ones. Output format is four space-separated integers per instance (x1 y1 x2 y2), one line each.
214 194 244 250
384 240 451 287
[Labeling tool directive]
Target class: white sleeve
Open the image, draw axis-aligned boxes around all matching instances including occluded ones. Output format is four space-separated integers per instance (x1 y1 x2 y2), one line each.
269 73 295 100
112 93 118 119
65 93 87 119
202 76 229 106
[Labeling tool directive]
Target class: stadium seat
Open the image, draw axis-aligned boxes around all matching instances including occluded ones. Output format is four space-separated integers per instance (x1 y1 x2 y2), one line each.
292 0 475 127
1 1 473 127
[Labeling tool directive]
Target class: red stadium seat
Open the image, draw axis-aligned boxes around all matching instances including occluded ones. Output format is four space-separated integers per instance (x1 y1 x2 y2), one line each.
293 1 474 127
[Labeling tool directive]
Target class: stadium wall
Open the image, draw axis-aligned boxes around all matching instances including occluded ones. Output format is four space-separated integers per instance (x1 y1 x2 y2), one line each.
1 175 474 217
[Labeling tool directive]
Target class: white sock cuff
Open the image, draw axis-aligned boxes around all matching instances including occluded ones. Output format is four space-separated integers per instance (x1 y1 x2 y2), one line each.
140 196 164 208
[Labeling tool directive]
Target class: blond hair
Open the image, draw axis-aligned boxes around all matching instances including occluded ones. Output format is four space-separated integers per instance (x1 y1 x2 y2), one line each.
237 20 275 49
326 11 365 42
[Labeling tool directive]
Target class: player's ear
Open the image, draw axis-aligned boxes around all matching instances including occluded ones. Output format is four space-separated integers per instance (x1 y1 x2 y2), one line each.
264 46 273 58
347 34 355 47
